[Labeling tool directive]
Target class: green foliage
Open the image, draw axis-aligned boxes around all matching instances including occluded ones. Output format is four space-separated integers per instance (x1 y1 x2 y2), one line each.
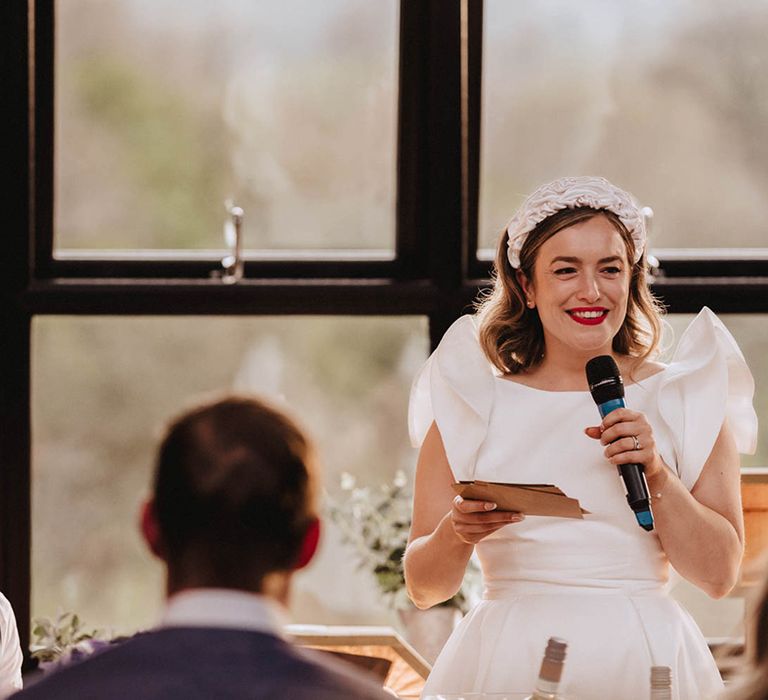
326 471 478 612
30 612 104 663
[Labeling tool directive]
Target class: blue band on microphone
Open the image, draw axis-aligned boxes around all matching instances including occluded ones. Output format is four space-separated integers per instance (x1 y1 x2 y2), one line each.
635 509 654 531
597 398 625 418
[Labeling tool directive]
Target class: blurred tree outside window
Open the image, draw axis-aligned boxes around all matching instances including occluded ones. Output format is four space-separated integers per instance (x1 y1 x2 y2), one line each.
480 0 768 252
55 0 399 252
32 315 428 633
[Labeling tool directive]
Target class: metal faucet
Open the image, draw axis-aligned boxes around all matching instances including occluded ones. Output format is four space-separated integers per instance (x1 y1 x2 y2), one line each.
211 202 244 284
641 206 661 281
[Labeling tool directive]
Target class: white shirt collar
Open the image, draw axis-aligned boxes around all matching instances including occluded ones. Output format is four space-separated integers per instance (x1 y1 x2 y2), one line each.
159 588 289 639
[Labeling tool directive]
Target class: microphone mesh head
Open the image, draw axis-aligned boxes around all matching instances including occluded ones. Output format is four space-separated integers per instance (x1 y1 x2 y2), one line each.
585 355 624 404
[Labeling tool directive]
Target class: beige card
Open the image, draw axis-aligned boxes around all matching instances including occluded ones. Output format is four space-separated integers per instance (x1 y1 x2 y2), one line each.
452 480 590 519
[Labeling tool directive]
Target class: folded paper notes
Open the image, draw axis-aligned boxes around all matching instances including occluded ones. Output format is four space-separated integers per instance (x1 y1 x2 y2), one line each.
452 480 590 519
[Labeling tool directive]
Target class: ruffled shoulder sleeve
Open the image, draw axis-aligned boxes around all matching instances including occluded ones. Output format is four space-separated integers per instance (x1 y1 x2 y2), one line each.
408 315 495 480
657 307 757 490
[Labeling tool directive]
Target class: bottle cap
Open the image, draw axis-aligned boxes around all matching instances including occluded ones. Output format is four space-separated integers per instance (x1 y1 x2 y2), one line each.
544 637 567 662
539 637 568 683
650 665 671 688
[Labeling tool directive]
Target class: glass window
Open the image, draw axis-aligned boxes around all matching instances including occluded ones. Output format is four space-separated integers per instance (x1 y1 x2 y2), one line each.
479 1 768 253
32 316 427 632
55 1 399 253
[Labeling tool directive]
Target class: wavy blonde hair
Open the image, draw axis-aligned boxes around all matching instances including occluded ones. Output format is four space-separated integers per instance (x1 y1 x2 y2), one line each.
475 207 665 375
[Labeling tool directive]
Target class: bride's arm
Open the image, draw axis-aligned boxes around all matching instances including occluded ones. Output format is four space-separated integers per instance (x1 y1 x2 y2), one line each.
590 412 743 599
404 421 523 609
647 421 743 599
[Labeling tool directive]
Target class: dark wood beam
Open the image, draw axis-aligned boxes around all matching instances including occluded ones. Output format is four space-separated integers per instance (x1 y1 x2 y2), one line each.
0 0 33 660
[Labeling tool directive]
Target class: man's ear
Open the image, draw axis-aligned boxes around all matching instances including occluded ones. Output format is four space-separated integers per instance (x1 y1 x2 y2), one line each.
140 498 165 560
294 517 321 570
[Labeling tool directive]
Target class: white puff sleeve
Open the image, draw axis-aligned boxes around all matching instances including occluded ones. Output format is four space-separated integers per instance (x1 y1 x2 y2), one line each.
408 315 496 481
657 307 758 490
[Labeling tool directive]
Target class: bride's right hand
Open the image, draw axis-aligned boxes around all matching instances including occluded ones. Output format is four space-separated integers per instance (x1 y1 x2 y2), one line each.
450 495 525 544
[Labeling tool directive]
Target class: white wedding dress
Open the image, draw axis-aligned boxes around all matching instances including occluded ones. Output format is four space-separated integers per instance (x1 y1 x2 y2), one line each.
409 308 757 700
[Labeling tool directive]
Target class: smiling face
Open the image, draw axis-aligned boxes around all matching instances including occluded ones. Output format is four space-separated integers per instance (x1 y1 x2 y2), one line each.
519 213 631 359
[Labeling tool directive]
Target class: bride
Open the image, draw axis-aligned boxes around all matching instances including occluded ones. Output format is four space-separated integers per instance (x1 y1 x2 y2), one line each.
404 176 757 699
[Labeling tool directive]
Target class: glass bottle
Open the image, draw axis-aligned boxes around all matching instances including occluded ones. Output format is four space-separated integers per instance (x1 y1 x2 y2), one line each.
524 637 568 700
650 666 672 700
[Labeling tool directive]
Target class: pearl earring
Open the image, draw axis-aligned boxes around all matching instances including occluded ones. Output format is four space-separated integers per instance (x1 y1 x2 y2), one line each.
527 300 535 308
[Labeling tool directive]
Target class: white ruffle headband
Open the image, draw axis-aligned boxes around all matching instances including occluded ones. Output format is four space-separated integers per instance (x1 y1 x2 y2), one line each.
506 176 649 269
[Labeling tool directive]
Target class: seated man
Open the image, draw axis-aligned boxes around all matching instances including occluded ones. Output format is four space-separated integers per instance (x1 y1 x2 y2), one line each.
15 396 390 699
0 592 23 697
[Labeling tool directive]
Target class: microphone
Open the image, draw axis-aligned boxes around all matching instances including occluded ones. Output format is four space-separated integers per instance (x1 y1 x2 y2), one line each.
585 355 654 531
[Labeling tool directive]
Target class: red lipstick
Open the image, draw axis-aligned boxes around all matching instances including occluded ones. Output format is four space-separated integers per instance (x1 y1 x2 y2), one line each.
567 307 608 326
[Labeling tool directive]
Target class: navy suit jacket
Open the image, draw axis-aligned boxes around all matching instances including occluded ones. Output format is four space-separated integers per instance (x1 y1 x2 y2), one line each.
12 627 391 700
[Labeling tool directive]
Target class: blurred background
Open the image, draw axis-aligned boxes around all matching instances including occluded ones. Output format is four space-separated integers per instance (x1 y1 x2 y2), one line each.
29 0 767 643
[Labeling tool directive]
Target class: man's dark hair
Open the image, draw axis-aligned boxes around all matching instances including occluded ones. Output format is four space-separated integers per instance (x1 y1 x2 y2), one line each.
153 395 316 590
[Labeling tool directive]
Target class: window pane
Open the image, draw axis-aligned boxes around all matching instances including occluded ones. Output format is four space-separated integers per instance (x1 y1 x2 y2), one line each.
32 316 427 633
55 1 398 252
479 1 768 251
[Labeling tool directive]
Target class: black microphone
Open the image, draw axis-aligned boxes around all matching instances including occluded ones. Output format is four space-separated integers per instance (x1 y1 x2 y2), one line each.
585 355 654 531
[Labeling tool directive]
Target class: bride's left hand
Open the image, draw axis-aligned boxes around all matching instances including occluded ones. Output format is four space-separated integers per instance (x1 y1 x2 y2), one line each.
584 408 663 479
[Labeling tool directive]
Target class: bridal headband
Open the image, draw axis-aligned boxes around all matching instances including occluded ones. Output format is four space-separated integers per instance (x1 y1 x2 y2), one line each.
505 176 648 269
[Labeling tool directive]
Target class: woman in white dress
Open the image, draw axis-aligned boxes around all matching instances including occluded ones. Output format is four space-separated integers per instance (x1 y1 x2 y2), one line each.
404 176 758 699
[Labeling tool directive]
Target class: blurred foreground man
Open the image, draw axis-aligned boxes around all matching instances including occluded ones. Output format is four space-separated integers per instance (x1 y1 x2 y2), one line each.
15 396 389 700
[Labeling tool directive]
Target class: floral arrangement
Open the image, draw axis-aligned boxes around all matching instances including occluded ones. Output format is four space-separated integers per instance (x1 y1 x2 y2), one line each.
326 470 479 612
30 612 113 670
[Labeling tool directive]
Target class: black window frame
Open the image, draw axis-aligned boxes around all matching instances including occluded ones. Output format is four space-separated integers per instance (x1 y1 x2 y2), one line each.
2 0 767 658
